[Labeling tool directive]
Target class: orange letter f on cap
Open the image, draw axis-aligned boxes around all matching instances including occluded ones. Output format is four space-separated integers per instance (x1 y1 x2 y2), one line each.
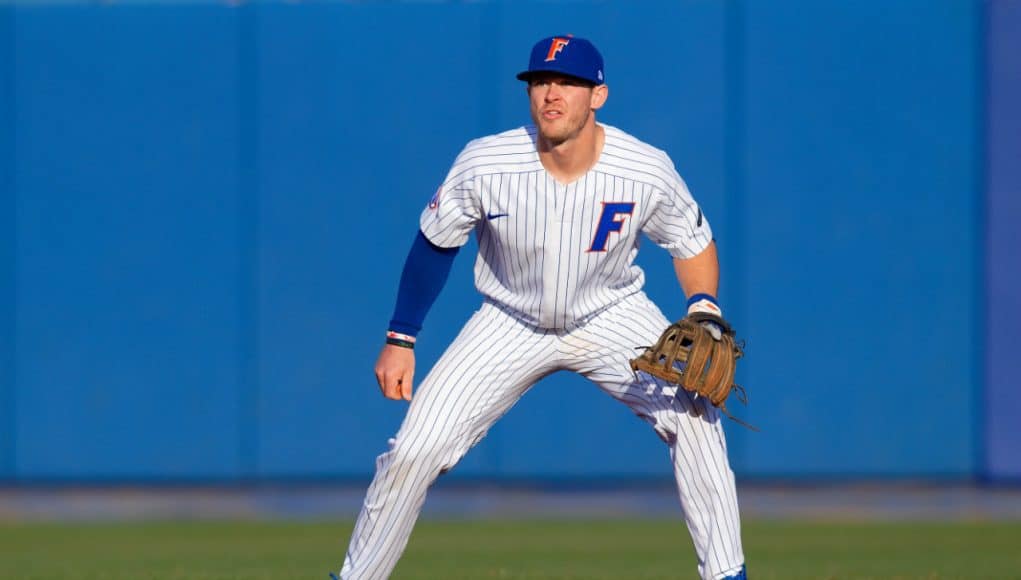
545 38 570 62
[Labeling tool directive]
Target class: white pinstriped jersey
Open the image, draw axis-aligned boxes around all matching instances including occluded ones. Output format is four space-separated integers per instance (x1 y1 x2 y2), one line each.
420 123 713 329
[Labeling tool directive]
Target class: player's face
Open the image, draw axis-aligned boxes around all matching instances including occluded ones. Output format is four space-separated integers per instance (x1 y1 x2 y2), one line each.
527 74 607 146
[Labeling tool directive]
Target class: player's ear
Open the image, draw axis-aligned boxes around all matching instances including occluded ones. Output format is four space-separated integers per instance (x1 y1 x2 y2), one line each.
590 84 608 110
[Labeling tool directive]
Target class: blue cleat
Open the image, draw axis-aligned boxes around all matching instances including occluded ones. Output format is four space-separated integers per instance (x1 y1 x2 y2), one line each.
722 564 747 579
329 574 340 580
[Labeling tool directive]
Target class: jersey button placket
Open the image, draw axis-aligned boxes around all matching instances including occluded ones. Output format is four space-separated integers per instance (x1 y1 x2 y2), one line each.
538 179 563 328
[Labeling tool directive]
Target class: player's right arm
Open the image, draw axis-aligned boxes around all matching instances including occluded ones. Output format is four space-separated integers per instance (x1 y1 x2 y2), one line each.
375 343 416 401
376 147 483 400
376 231 461 401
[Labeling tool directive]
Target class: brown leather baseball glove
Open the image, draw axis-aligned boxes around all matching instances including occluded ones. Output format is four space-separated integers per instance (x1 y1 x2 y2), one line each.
629 312 755 430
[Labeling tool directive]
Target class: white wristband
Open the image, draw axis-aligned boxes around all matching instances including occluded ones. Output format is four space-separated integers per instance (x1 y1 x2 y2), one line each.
687 298 722 317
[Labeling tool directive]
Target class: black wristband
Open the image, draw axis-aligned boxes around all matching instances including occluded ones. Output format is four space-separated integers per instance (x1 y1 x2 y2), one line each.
386 337 415 349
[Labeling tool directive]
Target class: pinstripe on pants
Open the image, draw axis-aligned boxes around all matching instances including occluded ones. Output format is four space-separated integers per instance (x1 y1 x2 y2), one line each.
339 292 744 580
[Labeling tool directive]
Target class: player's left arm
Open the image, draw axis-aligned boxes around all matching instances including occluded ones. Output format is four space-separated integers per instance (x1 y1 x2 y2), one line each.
674 241 726 329
644 159 719 313
672 240 719 301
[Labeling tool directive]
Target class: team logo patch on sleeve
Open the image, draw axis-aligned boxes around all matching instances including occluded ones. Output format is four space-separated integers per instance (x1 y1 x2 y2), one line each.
427 186 441 210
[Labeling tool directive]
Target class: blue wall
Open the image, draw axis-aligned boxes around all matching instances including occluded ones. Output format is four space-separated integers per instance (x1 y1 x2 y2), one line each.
986 0 1021 481
11 6 244 478
740 0 982 477
1 5 13 480
0 0 1004 482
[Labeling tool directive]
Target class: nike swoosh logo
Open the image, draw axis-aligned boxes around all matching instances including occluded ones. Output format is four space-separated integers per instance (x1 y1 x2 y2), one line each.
486 212 509 220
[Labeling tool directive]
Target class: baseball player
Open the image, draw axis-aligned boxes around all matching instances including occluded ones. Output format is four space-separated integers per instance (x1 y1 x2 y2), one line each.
333 35 748 580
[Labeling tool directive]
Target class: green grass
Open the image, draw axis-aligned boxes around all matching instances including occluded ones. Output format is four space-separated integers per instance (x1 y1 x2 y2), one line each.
0 519 1019 579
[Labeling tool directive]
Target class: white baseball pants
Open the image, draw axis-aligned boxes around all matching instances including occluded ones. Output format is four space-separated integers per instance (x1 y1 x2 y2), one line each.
339 292 745 580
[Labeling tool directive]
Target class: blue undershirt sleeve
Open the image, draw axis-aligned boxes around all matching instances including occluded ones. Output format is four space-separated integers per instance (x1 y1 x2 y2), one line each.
388 230 460 337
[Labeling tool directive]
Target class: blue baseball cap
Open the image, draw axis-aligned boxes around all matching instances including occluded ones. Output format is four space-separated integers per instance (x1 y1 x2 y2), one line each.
516 35 605 86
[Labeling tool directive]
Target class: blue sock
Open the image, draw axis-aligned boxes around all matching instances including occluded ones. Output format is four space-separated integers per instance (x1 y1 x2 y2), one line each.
722 564 747 579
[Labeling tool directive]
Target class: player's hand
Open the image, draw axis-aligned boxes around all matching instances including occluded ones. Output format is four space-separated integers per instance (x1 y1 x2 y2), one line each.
375 343 415 401
699 318 724 341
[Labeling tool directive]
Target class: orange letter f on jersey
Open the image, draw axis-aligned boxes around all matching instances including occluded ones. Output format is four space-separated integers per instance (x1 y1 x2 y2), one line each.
545 38 570 62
